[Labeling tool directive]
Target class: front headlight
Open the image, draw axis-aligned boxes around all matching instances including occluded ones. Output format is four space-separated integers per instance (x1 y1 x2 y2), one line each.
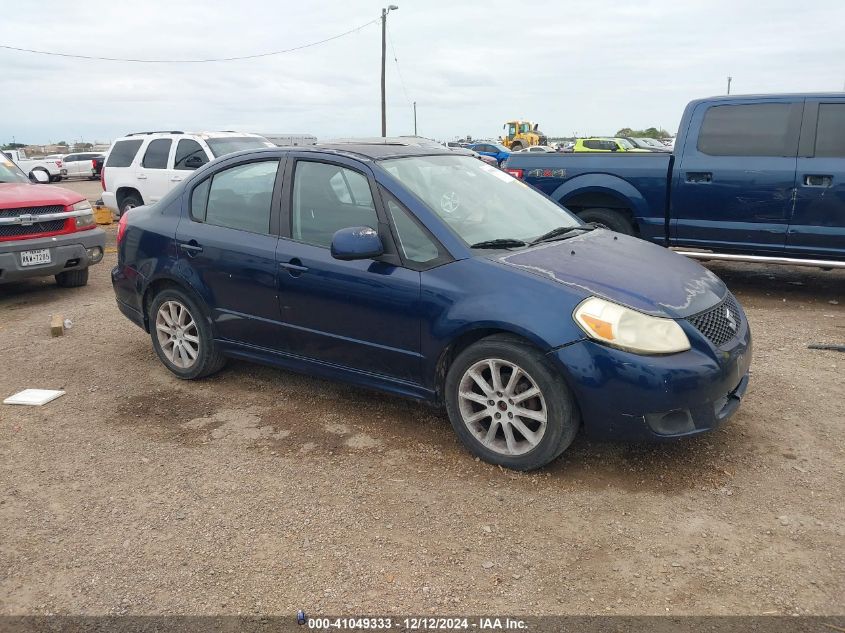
72 200 95 229
573 296 690 355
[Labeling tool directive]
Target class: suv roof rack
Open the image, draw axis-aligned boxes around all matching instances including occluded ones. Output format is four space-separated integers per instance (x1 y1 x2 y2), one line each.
125 131 185 136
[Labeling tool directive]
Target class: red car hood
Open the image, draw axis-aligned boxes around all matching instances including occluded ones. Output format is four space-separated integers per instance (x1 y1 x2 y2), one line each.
0 183 85 209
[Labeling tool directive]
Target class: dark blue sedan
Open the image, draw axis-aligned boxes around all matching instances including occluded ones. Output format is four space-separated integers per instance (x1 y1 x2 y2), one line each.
112 141 752 470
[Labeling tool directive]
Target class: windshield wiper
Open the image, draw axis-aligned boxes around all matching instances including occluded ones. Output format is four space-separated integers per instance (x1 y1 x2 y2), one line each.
529 223 600 245
470 238 527 249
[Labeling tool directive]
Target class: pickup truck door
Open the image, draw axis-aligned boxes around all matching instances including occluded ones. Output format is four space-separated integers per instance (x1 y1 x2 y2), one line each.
788 99 845 259
672 100 802 253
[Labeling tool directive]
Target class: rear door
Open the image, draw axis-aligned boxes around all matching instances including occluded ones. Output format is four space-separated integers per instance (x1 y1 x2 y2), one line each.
672 99 802 252
136 138 174 204
175 156 285 348
788 98 845 258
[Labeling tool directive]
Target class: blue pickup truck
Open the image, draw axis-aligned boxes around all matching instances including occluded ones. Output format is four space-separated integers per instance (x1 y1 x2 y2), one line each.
503 93 845 267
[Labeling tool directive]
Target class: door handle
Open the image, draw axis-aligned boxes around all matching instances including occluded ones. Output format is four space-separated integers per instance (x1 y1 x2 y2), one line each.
170 176 183 182
686 172 712 183
136 174 147 180
178 241 203 257
803 174 833 187
279 258 309 276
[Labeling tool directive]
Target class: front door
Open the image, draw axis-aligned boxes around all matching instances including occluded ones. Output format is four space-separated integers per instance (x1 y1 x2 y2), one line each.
275 155 422 383
672 100 802 253
174 158 284 348
788 99 845 259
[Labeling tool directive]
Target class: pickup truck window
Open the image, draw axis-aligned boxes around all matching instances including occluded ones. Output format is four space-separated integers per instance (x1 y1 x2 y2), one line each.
815 104 845 157
698 103 797 157
142 139 172 169
107 140 143 168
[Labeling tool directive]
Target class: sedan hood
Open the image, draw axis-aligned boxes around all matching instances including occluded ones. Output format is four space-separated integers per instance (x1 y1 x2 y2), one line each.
494 229 726 318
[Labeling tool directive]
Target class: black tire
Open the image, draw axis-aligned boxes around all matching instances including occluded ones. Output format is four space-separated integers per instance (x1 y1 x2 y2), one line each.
577 207 635 235
148 287 226 380
444 334 579 470
120 194 143 217
55 267 89 288
50 174 62 183
511 142 523 151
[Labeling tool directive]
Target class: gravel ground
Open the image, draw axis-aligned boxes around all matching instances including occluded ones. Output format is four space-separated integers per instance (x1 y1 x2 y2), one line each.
0 181 843 616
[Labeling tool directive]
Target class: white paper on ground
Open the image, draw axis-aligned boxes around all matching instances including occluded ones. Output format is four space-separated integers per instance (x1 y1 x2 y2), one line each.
3 389 66 406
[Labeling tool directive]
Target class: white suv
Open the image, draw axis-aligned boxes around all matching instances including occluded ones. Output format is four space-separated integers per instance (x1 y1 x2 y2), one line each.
101 131 273 216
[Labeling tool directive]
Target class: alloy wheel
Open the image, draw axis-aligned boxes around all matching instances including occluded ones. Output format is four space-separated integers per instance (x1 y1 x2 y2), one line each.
457 358 547 456
155 300 200 369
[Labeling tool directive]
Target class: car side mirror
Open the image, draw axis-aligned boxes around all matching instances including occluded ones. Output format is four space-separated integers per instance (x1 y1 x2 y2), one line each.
330 226 384 261
30 170 49 183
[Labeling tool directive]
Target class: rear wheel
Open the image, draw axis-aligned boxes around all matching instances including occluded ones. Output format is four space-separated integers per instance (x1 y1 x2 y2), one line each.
30 168 50 183
149 288 226 379
120 194 143 216
510 142 523 151
50 174 62 183
577 207 635 235
444 334 579 470
55 267 89 288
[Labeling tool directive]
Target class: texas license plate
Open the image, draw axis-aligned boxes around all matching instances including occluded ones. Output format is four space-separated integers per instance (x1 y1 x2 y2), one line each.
20 249 51 266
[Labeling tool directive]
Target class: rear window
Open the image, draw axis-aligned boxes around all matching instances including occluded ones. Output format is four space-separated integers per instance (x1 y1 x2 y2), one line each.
698 103 797 157
814 103 845 158
106 139 143 167
205 136 273 158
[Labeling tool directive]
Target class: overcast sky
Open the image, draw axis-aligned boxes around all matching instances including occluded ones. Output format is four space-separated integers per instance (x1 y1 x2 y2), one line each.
2 0 844 145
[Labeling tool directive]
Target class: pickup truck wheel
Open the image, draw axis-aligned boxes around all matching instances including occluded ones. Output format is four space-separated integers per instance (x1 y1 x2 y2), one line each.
55 267 89 288
149 288 226 380
444 334 579 470
50 175 62 183
120 195 142 216
577 208 635 235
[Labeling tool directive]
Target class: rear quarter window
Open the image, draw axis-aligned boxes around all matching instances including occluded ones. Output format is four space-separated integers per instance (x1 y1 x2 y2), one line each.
106 140 143 167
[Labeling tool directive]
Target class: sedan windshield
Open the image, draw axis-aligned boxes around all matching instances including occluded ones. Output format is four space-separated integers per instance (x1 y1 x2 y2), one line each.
0 154 30 183
379 155 579 247
205 136 274 158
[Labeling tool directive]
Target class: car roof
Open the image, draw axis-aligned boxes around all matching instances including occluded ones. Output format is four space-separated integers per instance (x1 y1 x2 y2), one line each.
311 138 454 160
115 131 266 140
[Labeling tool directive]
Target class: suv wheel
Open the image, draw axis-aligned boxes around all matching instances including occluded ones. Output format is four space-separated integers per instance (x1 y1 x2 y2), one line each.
149 288 226 379
444 334 579 470
55 268 89 288
120 194 142 216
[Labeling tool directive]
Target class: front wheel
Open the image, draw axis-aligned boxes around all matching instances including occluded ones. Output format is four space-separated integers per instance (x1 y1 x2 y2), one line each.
55 267 89 287
444 334 579 470
149 288 226 379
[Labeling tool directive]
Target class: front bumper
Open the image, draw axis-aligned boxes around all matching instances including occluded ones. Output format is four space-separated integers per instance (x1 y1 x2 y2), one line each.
549 323 752 442
0 229 106 283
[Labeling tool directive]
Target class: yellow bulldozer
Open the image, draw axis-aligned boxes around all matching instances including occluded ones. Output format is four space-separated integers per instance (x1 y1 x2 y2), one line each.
500 120 548 151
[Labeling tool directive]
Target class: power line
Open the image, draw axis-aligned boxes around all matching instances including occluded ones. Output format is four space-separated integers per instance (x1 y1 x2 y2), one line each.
0 17 379 63
387 24 412 106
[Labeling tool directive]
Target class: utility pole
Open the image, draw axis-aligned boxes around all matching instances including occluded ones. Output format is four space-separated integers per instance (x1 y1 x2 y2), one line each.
413 101 417 135
381 5 399 137
726 76 732 95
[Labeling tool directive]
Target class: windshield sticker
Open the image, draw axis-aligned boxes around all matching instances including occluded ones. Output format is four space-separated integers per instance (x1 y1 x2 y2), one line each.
479 163 517 183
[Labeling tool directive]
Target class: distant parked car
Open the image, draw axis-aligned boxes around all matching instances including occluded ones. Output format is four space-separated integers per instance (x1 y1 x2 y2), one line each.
513 145 557 153
113 141 752 470
467 142 511 165
62 152 105 179
101 131 274 216
91 155 105 179
622 137 672 152
573 138 649 152
3 149 65 182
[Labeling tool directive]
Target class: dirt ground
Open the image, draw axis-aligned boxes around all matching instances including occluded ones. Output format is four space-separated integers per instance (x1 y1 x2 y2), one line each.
0 180 843 617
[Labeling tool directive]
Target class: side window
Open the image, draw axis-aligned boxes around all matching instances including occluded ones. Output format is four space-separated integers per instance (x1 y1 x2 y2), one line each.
698 103 796 156
385 198 440 264
142 139 172 169
174 139 209 170
200 161 278 233
583 140 598 150
292 161 377 248
190 178 211 221
814 103 845 158
106 140 143 167
508 124 516 136
64 154 76 162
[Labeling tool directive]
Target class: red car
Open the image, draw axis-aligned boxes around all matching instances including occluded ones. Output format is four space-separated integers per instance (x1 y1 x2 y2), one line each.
0 153 105 287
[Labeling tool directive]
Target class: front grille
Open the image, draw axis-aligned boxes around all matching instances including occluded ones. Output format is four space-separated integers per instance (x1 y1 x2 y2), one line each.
0 221 66 238
0 205 67 238
687 294 743 348
0 205 64 218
